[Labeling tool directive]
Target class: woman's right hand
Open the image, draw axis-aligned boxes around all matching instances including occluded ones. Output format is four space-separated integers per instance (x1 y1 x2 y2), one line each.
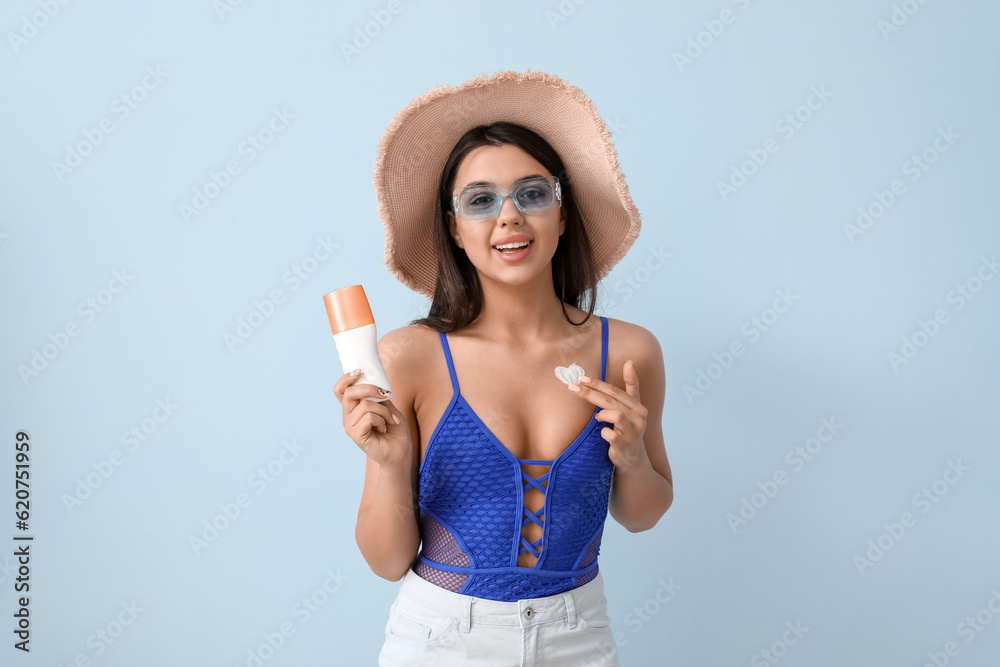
333 370 412 470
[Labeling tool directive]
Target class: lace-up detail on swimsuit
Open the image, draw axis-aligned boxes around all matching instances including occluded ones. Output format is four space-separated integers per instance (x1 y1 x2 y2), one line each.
518 461 550 563
414 316 616 602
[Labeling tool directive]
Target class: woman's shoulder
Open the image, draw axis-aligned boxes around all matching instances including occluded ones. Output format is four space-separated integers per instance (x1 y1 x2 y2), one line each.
376 323 443 385
603 314 659 344
604 315 663 367
377 323 440 367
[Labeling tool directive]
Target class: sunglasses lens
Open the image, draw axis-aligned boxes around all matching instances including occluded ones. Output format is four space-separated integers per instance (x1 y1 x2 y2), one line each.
459 189 501 219
514 181 554 211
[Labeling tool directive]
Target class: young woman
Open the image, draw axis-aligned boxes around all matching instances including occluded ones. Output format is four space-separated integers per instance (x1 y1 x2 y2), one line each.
333 70 674 666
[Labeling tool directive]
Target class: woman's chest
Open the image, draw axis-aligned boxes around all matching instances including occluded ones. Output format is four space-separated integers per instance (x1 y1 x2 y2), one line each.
416 347 605 464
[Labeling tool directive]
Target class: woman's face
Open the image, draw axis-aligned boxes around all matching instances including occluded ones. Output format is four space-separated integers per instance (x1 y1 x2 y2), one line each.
447 143 566 290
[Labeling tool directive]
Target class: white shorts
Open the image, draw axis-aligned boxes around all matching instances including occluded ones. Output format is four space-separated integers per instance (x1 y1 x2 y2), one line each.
378 568 621 666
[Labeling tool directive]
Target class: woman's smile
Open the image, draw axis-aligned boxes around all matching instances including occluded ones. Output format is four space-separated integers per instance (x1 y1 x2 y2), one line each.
492 232 534 261
493 240 532 261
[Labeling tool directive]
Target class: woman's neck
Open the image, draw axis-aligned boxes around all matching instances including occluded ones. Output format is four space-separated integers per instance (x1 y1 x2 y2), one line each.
466 278 575 344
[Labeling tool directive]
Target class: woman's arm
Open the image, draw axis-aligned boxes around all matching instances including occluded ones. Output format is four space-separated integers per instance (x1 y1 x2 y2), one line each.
355 455 420 580
607 324 673 531
353 327 424 580
567 321 673 532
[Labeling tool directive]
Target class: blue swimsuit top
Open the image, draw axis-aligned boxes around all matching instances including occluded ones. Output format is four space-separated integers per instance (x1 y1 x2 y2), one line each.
414 315 615 602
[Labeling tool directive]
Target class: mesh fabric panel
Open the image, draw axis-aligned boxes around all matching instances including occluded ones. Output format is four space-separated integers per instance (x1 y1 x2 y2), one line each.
574 526 604 588
415 510 470 592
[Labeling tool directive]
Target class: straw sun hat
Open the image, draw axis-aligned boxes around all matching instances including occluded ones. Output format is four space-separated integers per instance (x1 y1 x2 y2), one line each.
372 69 641 299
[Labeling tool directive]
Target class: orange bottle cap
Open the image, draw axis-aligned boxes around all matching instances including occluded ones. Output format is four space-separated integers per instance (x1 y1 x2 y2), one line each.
323 285 375 335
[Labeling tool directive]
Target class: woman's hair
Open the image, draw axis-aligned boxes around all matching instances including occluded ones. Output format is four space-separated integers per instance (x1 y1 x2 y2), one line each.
409 122 599 333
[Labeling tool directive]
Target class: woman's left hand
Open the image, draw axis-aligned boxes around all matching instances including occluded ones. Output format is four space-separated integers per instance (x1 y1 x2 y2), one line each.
567 360 650 472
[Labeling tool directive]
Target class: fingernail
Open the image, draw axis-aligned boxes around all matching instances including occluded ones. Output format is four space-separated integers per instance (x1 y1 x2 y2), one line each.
578 375 590 383
567 383 581 392
350 368 362 376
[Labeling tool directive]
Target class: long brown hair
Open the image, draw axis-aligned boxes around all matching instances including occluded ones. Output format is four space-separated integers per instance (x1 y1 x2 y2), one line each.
409 122 598 333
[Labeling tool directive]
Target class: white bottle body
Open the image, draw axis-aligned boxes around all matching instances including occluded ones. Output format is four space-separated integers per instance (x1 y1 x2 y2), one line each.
333 323 391 402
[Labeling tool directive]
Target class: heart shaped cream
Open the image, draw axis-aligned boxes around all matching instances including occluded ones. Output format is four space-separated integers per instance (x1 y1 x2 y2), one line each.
554 363 585 386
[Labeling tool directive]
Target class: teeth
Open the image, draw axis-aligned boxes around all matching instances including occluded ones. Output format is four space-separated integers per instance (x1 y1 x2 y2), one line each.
494 241 529 250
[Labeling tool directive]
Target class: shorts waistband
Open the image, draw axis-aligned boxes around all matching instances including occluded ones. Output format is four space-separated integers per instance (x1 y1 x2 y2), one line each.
396 567 606 632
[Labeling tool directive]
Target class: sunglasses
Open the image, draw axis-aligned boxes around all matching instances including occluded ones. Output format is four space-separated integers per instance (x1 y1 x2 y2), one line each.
452 176 561 220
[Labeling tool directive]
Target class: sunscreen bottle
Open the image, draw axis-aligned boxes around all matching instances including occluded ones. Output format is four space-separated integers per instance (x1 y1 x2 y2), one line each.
323 285 391 402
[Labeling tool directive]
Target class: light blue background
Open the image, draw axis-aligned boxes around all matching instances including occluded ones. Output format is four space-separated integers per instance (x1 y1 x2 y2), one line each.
2 0 999 665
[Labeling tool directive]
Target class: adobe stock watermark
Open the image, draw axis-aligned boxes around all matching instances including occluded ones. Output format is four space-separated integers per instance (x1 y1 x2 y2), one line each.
7 0 73 54
340 0 405 63
544 0 591 31
844 126 958 244
750 620 810 667
16 268 135 386
550 312 610 361
597 576 682 658
672 0 761 72
717 85 833 201
886 254 997 372
853 459 969 576
726 417 844 534
213 0 249 21
232 568 350 667
377 327 418 378
178 107 295 224
602 243 672 317
51 65 168 182
683 288 799 404
56 600 144 666
916 587 1000 667
61 397 179 513
621 577 682 637
188 439 306 556
878 0 933 41
223 236 340 351
0 555 17 585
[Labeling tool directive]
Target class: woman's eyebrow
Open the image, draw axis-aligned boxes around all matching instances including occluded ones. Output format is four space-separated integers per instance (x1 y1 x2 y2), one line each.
462 174 546 188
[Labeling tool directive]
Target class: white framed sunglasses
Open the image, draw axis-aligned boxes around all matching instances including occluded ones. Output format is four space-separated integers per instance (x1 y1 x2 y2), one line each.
452 176 562 220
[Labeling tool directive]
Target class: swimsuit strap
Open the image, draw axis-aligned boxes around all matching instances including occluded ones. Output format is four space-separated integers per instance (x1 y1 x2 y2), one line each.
600 315 608 382
438 332 460 395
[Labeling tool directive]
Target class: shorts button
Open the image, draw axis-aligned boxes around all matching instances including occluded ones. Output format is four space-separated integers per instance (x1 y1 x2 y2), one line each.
524 607 534 618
